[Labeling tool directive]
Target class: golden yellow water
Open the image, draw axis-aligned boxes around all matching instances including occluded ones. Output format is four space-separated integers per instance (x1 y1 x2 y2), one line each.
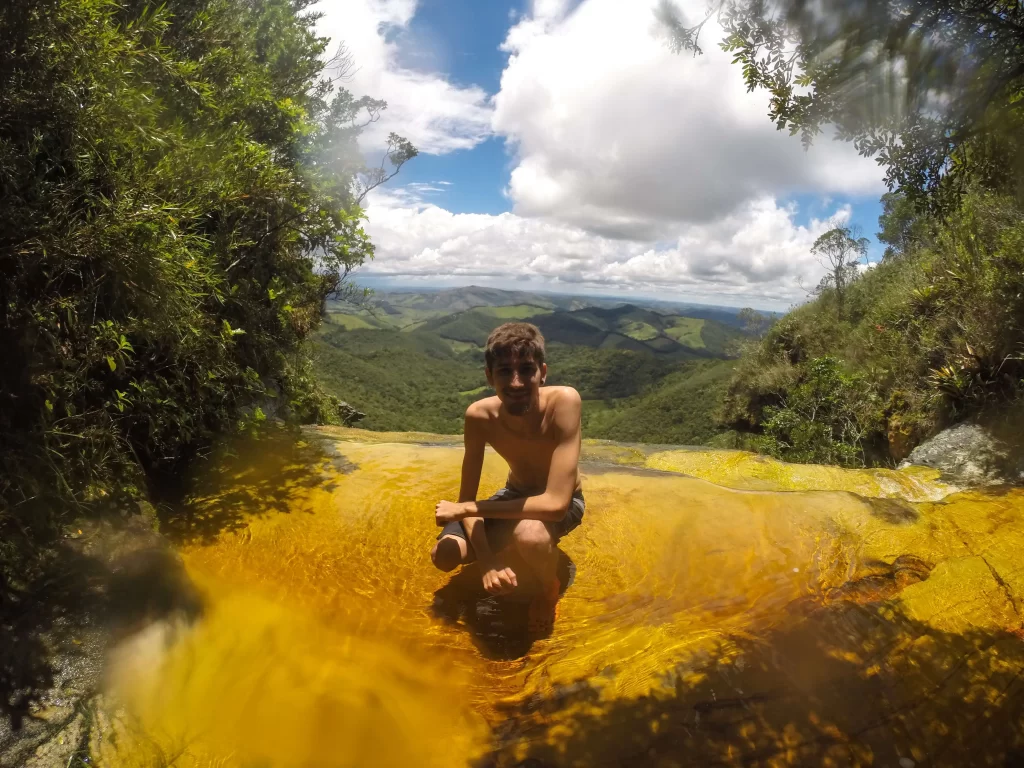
96 428 1024 767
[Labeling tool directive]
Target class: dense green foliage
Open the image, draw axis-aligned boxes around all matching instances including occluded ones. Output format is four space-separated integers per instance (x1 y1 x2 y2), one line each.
0 0 408 595
722 190 1024 465
313 319 738 444
582 360 737 445
877 192 932 261
313 327 484 433
754 357 870 467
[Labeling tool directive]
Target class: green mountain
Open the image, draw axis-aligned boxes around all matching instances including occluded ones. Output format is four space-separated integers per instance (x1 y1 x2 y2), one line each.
313 290 750 444
534 305 741 358
325 286 589 330
418 304 553 344
328 290 746 361
313 326 483 433
371 285 614 314
325 286 759 339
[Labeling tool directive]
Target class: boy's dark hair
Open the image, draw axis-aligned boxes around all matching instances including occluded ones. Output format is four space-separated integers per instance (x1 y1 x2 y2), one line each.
484 322 546 370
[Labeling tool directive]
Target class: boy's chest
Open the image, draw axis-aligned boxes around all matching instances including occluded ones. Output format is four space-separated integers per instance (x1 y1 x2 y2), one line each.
487 430 557 473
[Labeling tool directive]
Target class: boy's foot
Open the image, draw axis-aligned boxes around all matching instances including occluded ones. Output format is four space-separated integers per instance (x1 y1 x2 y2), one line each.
527 578 561 637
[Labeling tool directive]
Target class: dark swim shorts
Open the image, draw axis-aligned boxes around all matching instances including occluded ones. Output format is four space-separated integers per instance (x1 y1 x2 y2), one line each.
436 485 585 555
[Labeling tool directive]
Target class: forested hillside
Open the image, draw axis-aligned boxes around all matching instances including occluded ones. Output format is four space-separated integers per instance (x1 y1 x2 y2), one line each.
0 0 411 595
670 0 1024 467
313 289 750 442
313 327 482 433
721 192 1024 466
574 360 737 445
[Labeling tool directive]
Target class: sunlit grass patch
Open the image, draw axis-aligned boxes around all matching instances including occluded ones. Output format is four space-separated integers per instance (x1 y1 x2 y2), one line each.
619 320 660 341
666 317 705 348
478 304 553 320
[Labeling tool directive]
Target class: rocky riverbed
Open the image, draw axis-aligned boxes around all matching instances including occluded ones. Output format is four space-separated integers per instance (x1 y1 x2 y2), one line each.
5 426 1024 767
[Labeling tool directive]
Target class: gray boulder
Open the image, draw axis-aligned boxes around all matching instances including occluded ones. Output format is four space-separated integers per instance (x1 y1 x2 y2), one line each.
900 419 1024 486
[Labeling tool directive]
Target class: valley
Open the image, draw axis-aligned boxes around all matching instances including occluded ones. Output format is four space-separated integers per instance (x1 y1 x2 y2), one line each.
314 287 751 444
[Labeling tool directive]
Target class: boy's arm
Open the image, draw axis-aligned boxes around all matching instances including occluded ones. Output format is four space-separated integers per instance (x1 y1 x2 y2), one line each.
457 410 496 564
455 409 518 595
437 389 582 524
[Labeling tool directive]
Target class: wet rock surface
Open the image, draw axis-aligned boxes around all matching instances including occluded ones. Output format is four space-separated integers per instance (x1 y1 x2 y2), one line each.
84 428 1024 767
902 419 1024 486
0 514 199 768
12 427 1024 767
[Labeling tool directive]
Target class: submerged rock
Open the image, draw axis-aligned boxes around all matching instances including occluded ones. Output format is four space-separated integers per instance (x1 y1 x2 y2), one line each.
80 428 1024 767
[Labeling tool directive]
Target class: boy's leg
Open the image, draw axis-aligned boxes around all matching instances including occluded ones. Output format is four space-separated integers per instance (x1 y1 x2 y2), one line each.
511 520 558 589
432 488 520 572
432 514 519 573
511 519 561 635
431 523 475 571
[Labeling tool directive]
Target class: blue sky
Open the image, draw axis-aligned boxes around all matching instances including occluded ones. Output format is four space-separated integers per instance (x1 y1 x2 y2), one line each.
379 0 517 216
318 0 890 310
392 0 522 93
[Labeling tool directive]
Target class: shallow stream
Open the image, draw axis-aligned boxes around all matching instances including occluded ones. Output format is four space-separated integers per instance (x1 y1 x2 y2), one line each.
96 428 1024 767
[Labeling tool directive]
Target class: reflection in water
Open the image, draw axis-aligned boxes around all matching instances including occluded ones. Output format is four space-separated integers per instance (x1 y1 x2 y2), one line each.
98 429 1024 767
431 551 576 661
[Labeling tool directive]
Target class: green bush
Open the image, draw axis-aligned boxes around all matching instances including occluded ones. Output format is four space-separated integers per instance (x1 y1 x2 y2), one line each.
0 0 399 595
754 357 871 467
723 190 1024 466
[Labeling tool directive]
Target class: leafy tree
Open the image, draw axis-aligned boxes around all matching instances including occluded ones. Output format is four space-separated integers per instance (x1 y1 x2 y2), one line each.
877 192 931 260
657 0 1024 208
811 226 870 317
756 357 869 467
737 307 773 338
0 0 413 594
353 132 419 203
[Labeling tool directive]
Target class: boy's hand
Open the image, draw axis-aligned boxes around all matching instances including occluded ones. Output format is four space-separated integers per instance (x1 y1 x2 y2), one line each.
480 559 518 595
435 500 467 526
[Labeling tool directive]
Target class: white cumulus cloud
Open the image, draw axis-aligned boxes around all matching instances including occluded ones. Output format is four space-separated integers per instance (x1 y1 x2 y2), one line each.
361 188 849 308
316 0 886 307
494 0 883 238
312 0 493 154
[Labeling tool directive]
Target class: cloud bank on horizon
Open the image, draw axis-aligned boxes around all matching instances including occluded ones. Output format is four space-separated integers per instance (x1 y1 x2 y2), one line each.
314 0 886 309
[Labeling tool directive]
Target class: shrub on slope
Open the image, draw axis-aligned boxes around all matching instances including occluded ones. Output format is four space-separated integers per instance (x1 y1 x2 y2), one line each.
723 192 1024 466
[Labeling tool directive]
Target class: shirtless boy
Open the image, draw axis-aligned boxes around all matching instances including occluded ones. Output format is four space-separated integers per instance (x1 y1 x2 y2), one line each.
432 322 583 635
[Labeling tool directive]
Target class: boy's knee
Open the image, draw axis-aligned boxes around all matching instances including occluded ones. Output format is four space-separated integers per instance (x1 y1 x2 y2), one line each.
431 537 464 572
513 520 553 553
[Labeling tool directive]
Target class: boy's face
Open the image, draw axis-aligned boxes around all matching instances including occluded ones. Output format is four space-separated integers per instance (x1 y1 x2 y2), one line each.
486 353 547 416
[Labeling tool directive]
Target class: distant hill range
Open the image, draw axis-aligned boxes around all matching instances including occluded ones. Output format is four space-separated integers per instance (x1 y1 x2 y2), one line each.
366 285 756 327
324 286 752 360
314 286 767 443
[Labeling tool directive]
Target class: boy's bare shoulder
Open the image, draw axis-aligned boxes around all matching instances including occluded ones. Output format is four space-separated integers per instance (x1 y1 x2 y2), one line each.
546 386 581 407
465 395 500 421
